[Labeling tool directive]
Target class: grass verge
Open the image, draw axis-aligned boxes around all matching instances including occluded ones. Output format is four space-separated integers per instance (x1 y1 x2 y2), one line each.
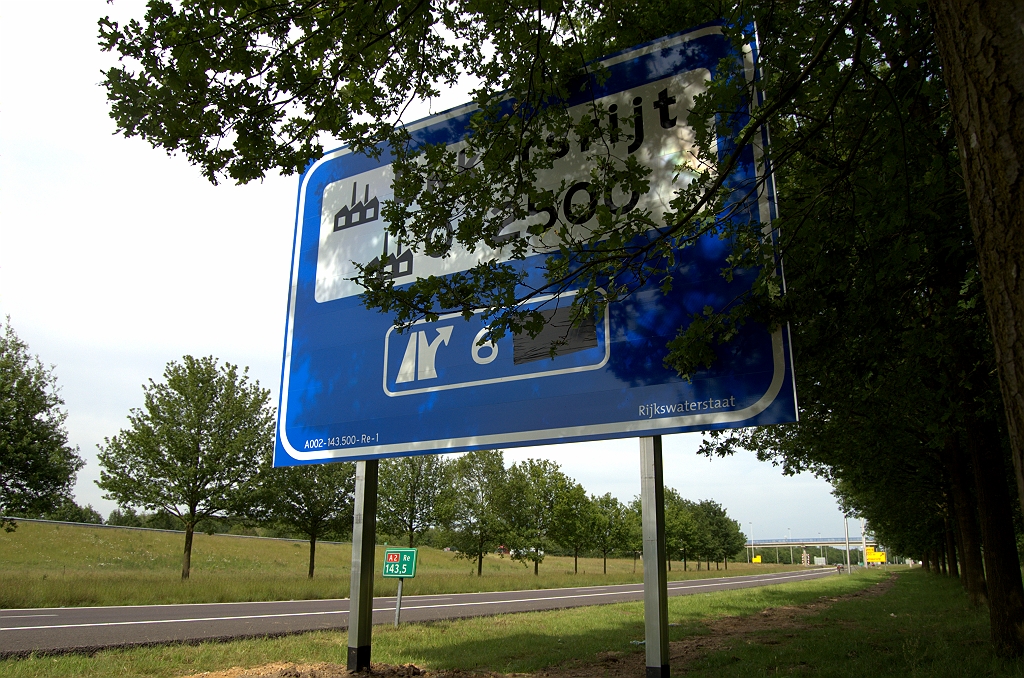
680 568 1024 677
0 521 797 608
2 569 891 677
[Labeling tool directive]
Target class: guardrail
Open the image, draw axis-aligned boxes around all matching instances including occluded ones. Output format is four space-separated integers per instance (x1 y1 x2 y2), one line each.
750 538 875 545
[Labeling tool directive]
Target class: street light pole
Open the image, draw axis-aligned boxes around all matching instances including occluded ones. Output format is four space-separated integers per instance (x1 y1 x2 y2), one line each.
749 522 754 564
860 518 869 569
788 527 793 564
843 513 852 574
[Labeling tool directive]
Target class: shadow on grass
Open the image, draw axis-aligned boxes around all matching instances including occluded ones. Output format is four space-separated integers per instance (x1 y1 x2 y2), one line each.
371 603 650 673
682 571 1024 678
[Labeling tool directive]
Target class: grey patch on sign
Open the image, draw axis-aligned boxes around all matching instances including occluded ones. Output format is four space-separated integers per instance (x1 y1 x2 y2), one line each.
513 306 598 365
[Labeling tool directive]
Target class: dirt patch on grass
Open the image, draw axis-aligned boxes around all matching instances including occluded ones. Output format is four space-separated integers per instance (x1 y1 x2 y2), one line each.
183 662 505 677
665 574 895 671
181 576 895 678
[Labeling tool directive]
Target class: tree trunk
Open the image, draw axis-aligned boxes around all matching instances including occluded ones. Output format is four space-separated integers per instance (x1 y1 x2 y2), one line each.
943 434 989 605
939 540 948 576
534 559 539 576
950 502 968 589
477 532 484 576
603 551 607 574
923 551 930 573
308 534 317 579
573 548 578 574
181 521 195 580
929 0 1024 515
667 558 672 572
943 514 959 579
968 418 1024 656
724 557 728 570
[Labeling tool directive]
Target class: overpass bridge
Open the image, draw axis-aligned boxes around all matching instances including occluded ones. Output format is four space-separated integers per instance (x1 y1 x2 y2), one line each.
750 537 877 548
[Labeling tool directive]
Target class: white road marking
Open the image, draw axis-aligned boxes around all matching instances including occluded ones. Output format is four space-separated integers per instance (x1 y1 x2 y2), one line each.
0 570 830 632
0 615 57 619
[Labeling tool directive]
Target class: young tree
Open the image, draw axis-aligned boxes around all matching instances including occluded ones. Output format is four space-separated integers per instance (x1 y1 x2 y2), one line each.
43 498 104 524
107 506 144 527
505 458 568 575
96 356 274 579
253 459 355 578
446 450 511 576
624 498 643 573
552 481 596 574
591 492 627 574
0 318 83 531
664 490 702 571
378 454 451 547
695 500 745 569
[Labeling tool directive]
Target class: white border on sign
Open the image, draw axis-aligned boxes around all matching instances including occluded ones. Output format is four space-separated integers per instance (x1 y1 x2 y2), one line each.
380 290 611 397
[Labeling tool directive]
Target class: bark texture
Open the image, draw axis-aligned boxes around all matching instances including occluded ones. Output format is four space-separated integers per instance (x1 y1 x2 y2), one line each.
943 514 959 579
968 419 1024 656
182 522 194 580
928 0 1024 513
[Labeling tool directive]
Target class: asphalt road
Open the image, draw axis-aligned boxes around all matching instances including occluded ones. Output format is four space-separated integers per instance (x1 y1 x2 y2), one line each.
0 569 835 657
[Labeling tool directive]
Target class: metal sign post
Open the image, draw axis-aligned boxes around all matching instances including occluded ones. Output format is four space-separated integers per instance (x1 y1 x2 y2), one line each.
640 436 669 678
347 460 379 672
394 578 404 627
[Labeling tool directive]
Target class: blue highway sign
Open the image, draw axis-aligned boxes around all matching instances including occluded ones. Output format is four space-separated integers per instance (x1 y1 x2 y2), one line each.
275 23 798 466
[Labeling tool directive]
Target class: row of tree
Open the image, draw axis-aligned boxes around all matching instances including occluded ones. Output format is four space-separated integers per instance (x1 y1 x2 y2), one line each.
0 327 748 581
691 0 1024 656
90 356 747 579
395 451 746 577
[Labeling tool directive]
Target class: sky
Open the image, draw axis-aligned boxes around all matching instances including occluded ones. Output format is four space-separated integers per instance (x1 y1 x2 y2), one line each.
0 1 854 541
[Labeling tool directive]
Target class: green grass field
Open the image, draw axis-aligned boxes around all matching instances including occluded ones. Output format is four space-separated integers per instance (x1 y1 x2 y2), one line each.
0 521 798 608
4 569 1015 677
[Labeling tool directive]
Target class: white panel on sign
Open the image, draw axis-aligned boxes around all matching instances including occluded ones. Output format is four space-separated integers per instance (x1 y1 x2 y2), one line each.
313 69 710 304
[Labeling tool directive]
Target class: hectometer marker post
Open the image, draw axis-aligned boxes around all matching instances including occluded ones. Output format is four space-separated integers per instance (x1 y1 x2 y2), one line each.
394 578 404 627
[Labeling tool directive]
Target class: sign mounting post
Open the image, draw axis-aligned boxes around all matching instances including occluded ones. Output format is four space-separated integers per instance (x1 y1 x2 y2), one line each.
347 460 378 672
640 436 669 678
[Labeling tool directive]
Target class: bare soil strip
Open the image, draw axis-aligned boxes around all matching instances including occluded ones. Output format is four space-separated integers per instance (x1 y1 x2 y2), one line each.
183 576 895 678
